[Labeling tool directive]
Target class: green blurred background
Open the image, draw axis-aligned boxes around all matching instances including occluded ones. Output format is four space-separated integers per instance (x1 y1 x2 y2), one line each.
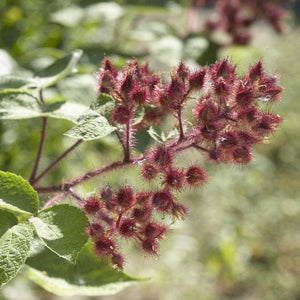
0 1 300 299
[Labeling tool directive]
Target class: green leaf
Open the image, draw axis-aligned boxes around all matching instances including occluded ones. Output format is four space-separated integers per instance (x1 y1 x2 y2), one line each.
0 223 34 288
0 76 37 90
26 242 141 296
148 125 178 144
46 101 88 123
0 171 39 216
0 210 18 237
89 93 115 119
29 205 88 262
0 90 43 120
35 50 83 88
133 105 145 125
64 116 116 141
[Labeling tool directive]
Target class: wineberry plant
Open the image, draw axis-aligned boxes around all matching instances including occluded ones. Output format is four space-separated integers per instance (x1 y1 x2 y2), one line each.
0 50 282 296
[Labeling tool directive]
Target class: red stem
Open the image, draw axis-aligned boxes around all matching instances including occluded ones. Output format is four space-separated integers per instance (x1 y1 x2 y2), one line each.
31 139 83 186
29 117 48 184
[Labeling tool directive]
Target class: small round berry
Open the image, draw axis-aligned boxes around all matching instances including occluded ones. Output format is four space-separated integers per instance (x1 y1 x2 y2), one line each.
112 105 131 124
111 253 124 269
152 146 173 167
218 132 238 149
83 198 100 214
142 238 159 255
186 167 208 186
152 191 173 212
119 219 137 237
116 185 135 208
132 207 152 223
144 223 167 239
86 223 104 236
95 237 115 257
232 146 252 164
141 164 159 180
163 169 185 190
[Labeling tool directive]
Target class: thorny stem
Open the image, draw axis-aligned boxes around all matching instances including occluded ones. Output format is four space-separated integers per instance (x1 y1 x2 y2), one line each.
42 192 67 209
29 117 48 184
124 120 132 162
115 130 126 155
31 139 83 186
177 108 185 141
68 189 84 204
37 159 137 196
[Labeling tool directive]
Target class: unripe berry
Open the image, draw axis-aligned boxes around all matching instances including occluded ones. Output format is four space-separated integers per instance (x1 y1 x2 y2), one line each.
163 169 185 190
152 146 173 167
142 238 158 254
119 219 136 237
144 223 166 239
232 146 252 164
111 253 124 269
152 191 173 212
83 198 100 214
112 105 131 124
95 237 115 257
186 166 208 186
141 164 159 180
116 185 135 208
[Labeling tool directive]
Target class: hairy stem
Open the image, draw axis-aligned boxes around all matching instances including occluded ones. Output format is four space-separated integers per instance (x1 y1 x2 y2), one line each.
124 120 132 162
31 139 83 186
29 117 48 184
177 108 185 141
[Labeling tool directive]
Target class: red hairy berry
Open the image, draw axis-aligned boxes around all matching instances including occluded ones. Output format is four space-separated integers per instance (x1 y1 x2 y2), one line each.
253 113 282 133
235 87 254 106
83 198 100 214
186 166 208 186
95 237 115 257
120 72 134 94
232 146 252 164
130 88 148 104
112 105 131 124
152 146 173 167
194 100 218 124
111 253 124 269
248 60 264 82
264 86 282 102
152 191 173 212
86 223 104 236
171 202 188 219
116 185 135 208
144 223 167 239
142 238 159 254
119 219 136 237
211 59 236 82
189 69 206 90
177 62 190 80
132 207 152 223
218 132 238 149
163 169 185 190
141 164 159 180
135 192 152 205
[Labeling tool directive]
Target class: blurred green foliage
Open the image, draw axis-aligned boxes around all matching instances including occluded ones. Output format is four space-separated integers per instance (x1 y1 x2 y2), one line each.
1 1 300 299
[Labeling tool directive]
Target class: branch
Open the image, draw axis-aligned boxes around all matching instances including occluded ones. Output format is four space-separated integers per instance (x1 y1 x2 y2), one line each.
31 139 83 186
29 116 48 184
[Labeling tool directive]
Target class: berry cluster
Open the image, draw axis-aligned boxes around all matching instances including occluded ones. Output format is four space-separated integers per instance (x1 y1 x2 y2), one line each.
91 57 282 268
193 0 292 45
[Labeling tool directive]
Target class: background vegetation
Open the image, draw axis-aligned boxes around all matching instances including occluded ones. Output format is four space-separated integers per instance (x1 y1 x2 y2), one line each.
0 1 299 299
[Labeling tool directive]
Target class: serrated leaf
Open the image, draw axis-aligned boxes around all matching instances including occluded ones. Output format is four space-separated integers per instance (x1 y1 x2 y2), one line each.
148 125 178 144
29 205 88 262
0 76 37 90
35 50 82 88
46 101 88 123
0 223 34 288
26 242 141 296
0 210 18 237
89 93 115 119
0 90 43 120
64 116 116 141
0 171 39 216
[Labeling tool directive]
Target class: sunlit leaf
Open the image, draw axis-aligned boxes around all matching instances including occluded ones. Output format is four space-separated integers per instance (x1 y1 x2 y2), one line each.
0 223 34 288
29 205 88 262
0 171 39 216
0 210 18 237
